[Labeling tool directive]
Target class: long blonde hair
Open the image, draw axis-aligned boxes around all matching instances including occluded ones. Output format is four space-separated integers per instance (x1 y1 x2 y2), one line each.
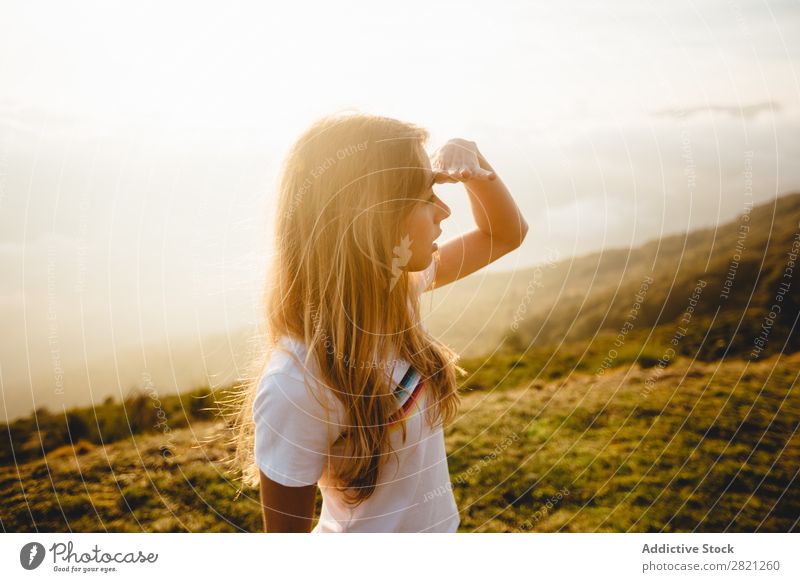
231 112 464 506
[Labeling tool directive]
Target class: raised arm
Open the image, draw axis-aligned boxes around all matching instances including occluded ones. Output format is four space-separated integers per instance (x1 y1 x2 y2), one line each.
430 138 528 288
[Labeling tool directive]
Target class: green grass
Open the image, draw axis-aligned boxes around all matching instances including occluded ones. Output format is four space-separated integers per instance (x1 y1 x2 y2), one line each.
1 350 797 532
450 351 799 532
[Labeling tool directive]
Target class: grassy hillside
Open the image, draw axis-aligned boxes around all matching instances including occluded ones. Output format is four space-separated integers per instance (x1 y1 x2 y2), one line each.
2 350 797 532
0 387 225 467
449 351 799 532
427 192 800 360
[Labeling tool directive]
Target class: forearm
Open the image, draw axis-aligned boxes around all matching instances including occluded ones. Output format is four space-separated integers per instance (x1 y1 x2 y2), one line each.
464 152 528 247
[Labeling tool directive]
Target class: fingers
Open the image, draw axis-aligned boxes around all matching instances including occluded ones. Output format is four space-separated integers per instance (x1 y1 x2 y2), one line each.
433 170 456 184
433 168 497 183
462 168 496 181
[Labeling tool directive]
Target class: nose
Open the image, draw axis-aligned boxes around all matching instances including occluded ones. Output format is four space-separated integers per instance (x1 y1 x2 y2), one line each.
435 198 451 221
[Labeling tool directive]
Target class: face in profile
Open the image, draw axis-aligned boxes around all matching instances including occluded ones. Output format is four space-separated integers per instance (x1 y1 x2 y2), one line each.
400 155 451 272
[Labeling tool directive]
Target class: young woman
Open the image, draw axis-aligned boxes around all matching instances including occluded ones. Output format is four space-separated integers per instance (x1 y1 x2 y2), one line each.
234 112 528 532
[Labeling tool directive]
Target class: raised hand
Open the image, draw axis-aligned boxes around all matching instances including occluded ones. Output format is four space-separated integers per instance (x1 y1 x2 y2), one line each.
430 138 497 184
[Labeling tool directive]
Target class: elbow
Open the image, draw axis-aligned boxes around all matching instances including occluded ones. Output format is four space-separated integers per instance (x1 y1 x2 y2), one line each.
491 217 529 251
494 221 528 254
519 219 529 246
507 219 529 249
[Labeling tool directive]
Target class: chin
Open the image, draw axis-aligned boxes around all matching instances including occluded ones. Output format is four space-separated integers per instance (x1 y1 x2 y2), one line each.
407 254 431 273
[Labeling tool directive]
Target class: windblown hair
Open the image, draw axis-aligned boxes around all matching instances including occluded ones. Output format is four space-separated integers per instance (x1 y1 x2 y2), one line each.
231 112 464 506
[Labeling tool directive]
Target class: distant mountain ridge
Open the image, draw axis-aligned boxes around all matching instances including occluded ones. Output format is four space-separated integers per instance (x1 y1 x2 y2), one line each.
426 192 800 360
6 192 798 422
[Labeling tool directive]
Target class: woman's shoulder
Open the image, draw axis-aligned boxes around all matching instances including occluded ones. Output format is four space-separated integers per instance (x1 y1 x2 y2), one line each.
256 335 346 422
262 335 312 379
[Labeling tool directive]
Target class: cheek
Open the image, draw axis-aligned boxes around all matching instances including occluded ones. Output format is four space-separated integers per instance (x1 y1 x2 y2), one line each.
403 209 425 237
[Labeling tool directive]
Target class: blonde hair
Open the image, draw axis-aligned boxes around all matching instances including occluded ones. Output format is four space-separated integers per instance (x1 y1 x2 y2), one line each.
230 112 465 506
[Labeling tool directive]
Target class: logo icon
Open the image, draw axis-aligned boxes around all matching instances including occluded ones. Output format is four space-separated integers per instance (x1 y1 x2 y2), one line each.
20 542 46 570
390 234 413 290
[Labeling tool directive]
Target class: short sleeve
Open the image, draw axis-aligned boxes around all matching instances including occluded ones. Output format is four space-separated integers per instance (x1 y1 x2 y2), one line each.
253 370 345 487
412 254 438 295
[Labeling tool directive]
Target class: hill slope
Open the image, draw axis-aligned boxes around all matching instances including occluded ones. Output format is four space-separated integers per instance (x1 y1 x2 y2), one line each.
2 351 797 532
426 192 800 360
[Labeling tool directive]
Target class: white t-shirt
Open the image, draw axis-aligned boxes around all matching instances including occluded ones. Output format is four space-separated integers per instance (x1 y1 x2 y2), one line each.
252 258 460 532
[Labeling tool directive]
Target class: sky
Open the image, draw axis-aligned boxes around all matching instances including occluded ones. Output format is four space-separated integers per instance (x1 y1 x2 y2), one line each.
1 0 799 418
